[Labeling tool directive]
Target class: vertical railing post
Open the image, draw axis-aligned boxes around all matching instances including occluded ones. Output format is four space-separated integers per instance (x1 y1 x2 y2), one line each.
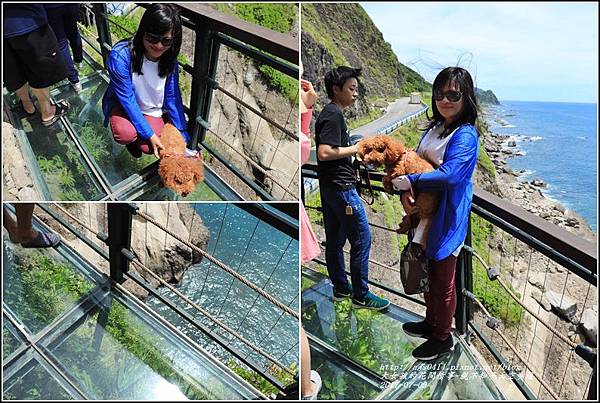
587 362 597 400
188 19 221 150
107 203 132 283
455 215 473 335
92 3 112 68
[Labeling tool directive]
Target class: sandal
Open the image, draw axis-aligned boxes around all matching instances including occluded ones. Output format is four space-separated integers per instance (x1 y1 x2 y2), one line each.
19 100 37 116
20 231 61 249
41 100 70 127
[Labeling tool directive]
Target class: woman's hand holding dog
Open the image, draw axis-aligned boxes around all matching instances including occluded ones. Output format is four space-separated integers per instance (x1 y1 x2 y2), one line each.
150 134 165 159
401 192 418 215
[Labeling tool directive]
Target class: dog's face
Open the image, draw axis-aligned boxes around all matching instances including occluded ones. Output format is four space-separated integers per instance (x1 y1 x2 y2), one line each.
358 135 405 168
159 156 204 197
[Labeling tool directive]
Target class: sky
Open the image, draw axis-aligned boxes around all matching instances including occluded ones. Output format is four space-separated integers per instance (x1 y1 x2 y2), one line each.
360 2 598 103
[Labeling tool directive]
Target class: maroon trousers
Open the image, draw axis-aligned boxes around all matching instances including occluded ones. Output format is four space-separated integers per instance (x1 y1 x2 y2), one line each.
109 106 164 154
424 254 458 341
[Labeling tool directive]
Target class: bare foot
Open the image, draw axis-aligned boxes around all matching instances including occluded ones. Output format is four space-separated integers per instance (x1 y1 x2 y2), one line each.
4 221 20 243
17 229 39 244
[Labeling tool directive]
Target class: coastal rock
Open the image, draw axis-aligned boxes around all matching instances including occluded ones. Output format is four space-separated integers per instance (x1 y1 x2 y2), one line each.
507 140 517 147
554 204 566 214
532 290 552 311
502 149 514 155
544 290 578 321
565 218 579 227
528 277 545 290
531 179 546 187
579 309 597 346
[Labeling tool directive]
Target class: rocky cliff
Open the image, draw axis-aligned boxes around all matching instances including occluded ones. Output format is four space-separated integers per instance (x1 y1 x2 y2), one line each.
301 3 430 120
476 87 500 105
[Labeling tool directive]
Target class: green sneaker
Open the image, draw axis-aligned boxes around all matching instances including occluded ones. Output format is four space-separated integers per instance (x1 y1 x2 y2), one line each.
352 291 390 310
332 283 353 301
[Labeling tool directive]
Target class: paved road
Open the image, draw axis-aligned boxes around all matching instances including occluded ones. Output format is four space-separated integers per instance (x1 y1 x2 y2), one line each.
351 97 426 138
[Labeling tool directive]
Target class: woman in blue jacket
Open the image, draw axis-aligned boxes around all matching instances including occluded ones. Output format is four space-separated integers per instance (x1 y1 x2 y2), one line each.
102 4 189 159
392 67 479 361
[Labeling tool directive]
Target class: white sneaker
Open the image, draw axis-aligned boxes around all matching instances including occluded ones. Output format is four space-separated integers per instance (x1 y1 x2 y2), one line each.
70 81 82 93
301 370 322 400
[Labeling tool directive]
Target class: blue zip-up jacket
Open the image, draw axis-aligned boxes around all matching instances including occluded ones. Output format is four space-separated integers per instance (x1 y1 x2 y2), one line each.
102 41 189 142
407 123 479 261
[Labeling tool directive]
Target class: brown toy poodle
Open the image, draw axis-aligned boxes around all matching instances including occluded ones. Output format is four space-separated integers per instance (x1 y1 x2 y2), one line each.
358 135 437 240
158 124 204 197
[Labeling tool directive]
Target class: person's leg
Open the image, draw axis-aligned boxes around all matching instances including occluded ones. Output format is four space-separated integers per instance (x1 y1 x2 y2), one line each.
429 255 457 341
46 7 77 84
300 327 313 396
4 37 32 113
110 106 165 155
30 87 56 121
3 206 20 243
64 5 83 64
341 188 371 300
319 186 350 291
14 204 36 243
14 83 35 115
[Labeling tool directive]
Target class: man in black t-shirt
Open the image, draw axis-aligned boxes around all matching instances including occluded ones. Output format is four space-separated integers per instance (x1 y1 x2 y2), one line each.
315 66 389 311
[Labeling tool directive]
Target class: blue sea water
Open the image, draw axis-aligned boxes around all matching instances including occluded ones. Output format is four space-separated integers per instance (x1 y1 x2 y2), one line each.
486 101 597 232
146 203 299 371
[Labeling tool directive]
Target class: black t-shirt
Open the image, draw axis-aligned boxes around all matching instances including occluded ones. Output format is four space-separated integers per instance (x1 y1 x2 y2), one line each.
315 102 356 188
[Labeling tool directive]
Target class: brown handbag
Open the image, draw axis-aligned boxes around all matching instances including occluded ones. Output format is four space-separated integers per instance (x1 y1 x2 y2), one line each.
400 240 430 295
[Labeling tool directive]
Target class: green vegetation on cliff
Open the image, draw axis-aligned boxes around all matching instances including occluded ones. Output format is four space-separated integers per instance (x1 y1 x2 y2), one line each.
217 3 298 102
301 3 430 112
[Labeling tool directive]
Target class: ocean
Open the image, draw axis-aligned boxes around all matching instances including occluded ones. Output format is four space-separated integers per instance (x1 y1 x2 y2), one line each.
486 100 597 232
146 203 299 370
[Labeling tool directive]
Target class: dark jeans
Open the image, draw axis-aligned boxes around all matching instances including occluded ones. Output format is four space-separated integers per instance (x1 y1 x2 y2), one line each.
424 254 458 341
46 4 83 83
320 185 371 299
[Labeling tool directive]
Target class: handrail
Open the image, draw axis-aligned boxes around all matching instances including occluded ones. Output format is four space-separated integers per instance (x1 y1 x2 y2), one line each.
302 163 597 282
472 187 597 280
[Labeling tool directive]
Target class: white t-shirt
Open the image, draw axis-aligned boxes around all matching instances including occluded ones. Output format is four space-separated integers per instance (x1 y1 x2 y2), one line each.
417 123 456 169
418 122 464 256
132 56 166 117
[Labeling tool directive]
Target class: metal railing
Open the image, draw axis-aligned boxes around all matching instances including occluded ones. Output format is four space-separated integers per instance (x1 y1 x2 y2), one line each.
301 163 597 400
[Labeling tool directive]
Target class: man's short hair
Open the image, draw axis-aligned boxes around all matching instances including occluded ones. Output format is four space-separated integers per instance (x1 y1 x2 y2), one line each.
324 66 362 100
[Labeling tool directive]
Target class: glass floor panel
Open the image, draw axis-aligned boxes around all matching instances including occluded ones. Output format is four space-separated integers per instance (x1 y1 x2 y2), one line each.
132 176 224 201
302 271 506 400
2 236 96 334
52 74 156 187
302 275 421 378
41 291 259 400
310 342 383 400
3 353 75 400
3 89 106 200
2 214 263 400
2 322 22 360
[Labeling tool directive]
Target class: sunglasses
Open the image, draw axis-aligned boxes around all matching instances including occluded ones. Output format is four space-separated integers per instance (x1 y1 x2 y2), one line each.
144 32 174 47
433 90 462 102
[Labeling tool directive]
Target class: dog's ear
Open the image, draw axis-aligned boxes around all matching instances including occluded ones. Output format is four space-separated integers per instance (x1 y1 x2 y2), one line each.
385 139 405 163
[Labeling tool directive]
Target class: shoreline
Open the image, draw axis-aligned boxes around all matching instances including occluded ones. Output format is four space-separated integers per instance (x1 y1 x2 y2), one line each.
480 110 597 244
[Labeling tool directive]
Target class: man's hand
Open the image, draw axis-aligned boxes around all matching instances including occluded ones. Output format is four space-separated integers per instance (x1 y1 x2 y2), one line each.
301 79 317 110
401 192 418 215
149 134 164 159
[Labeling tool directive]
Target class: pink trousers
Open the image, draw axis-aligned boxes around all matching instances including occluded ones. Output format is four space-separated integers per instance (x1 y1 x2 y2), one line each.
109 106 165 154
